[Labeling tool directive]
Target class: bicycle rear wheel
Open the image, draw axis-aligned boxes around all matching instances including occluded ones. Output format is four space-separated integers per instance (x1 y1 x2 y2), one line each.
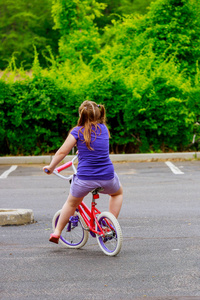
52 210 89 249
96 212 122 256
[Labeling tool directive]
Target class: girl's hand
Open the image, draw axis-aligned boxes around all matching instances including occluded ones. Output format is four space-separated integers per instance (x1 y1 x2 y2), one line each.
43 166 53 175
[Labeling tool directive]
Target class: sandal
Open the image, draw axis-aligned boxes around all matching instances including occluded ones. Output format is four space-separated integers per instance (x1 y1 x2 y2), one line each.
49 233 60 244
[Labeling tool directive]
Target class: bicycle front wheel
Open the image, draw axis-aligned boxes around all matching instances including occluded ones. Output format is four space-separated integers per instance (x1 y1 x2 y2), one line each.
52 210 89 249
96 212 123 256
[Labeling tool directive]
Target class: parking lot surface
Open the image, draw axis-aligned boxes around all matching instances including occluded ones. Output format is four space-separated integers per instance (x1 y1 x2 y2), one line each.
1 160 200 299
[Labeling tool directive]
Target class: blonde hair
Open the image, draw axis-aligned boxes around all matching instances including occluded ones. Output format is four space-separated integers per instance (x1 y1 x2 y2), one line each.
76 100 109 150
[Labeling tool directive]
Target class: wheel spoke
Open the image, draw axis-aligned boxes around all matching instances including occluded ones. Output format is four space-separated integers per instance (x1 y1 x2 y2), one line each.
96 212 122 256
52 210 89 249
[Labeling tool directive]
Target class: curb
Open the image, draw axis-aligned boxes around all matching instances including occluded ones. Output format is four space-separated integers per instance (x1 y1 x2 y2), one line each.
0 209 34 226
0 152 200 164
0 156 52 165
110 152 200 162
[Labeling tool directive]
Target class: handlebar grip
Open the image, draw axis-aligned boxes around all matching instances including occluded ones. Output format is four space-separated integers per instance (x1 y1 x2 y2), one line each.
44 169 50 173
56 161 73 173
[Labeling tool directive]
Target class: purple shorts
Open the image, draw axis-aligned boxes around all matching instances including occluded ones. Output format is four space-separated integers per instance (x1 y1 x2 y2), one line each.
70 172 121 198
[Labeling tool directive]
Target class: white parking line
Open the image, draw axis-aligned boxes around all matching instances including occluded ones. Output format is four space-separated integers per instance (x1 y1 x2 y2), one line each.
0 165 18 179
165 161 184 175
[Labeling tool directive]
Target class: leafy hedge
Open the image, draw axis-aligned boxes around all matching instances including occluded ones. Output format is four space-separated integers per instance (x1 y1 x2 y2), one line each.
0 75 79 155
1 56 200 155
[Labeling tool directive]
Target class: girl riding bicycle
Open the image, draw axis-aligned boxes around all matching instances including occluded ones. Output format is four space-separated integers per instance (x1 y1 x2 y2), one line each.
43 100 123 244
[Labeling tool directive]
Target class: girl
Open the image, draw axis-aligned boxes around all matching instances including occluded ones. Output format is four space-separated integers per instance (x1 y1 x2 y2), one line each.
43 100 123 244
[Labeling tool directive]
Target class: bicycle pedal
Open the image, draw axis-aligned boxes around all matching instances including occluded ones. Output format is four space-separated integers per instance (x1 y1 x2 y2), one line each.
103 236 112 243
69 216 79 227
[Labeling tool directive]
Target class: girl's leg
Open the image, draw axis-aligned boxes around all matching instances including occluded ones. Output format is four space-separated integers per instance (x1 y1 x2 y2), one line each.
109 186 123 218
53 193 83 237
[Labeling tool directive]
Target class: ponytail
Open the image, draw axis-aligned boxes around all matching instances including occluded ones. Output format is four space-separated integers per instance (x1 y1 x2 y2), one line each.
98 104 106 124
76 100 110 149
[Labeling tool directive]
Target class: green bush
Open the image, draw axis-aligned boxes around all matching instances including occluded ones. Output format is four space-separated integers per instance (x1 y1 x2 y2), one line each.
0 52 199 155
124 58 194 152
87 56 195 153
138 0 200 76
0 74 80 155
52 0 106 63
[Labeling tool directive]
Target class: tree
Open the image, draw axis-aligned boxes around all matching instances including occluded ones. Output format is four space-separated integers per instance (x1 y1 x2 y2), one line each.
95 0 156 29
52 0 106 64
0 0 60 69
138 0 200 75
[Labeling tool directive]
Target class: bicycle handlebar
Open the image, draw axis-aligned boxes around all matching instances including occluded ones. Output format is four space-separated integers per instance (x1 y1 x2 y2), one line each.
52 155 78 180
56 161 72 173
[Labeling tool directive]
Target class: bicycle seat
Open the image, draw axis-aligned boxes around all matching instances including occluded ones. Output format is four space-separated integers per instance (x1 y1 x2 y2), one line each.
91 187 104 194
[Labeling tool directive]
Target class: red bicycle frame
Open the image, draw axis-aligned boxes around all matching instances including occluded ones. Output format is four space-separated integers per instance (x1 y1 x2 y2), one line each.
77 193 105 236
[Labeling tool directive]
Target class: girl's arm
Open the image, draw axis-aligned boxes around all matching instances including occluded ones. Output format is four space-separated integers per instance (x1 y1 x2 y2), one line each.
43 134 77 174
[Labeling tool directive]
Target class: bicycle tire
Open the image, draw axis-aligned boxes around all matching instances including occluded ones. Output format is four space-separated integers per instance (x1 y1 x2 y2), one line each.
96 212 123 256
52 210 89 249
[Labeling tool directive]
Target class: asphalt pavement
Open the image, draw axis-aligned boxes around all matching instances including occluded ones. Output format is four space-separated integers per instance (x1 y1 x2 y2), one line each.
1 158 200 299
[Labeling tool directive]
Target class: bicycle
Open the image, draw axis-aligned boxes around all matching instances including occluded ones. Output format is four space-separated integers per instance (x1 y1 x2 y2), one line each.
46 155 123 256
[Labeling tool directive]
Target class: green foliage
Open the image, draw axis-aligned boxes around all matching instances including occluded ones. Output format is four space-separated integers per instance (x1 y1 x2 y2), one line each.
1 0 200 155
0 0 155 69
186 62 200 150
138 0 200 75
97 0 200 76
52 0 106 63
0 73 79 155
0 0 60 69
95 0 155 29
86 69 133 153
92 14 142 69
0 55 199 155
123 58 194 152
